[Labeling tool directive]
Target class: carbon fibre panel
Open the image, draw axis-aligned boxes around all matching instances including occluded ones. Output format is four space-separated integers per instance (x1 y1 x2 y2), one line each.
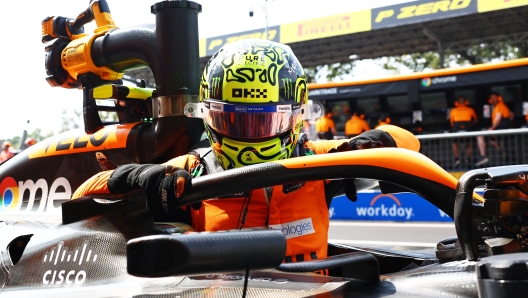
1 216 480 297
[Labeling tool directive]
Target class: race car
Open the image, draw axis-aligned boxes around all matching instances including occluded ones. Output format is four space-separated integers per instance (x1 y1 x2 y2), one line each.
2 149 528 297
1 1 528 297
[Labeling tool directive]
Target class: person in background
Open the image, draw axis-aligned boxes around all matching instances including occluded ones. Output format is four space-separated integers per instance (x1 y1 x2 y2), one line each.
315 109 337 140
344 108 370 138
0 141 15 162
375 113 391 129
450 95 478 167
412 121 424 135
25 137 36 147
476 92 513 166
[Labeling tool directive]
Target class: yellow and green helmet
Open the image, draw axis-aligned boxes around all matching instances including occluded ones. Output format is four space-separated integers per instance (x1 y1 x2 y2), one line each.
194 39 310 169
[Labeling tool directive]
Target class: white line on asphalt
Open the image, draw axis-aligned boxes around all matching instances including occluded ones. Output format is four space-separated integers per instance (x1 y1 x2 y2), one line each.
329 221 455 228
328 239 437 247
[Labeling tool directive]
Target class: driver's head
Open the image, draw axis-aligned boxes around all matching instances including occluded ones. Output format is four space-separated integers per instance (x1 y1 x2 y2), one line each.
199 39 308 170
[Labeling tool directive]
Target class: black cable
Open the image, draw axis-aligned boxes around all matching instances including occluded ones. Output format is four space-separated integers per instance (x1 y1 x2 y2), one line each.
237 191 252 230
242 259 251 298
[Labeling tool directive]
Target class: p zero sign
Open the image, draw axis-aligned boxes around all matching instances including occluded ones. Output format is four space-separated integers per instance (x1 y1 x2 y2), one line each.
372 0 477 29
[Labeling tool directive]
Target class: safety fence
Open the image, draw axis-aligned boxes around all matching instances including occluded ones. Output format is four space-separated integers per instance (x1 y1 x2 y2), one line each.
416 128 528 172
328 129 528 222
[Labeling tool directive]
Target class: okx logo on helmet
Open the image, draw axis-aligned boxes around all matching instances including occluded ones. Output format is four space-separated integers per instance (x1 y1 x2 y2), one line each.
185 39 321 169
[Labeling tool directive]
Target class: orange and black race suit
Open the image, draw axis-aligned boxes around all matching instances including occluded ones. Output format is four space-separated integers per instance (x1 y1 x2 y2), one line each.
73 125 420 262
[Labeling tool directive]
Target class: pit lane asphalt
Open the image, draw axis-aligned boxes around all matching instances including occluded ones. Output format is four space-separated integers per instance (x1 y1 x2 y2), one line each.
329 221 456 248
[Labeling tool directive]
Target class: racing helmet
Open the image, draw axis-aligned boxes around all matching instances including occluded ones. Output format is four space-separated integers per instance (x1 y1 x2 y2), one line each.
185 39 320 169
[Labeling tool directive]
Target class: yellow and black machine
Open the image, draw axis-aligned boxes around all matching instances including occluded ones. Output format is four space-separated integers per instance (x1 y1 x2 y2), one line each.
0 0 204 196
1 1 528 297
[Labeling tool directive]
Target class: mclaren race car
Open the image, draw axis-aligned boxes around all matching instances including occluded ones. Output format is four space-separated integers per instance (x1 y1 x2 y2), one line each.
2 1 528 297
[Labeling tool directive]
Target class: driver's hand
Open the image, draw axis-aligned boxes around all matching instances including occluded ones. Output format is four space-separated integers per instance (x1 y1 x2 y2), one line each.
145 165 192 214
327 126 414 203
143 165 192 216
108 164 192 216
330 125 420 153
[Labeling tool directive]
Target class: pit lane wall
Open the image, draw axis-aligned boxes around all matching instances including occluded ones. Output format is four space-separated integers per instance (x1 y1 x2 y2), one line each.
329 191 454 222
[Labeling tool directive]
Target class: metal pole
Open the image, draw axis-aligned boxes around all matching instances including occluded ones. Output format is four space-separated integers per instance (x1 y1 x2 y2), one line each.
438 41 445 69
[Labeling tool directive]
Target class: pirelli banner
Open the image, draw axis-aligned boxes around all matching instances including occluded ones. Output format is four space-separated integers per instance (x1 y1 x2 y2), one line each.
478 0 528 12
279 10 371 44
199 0 528 58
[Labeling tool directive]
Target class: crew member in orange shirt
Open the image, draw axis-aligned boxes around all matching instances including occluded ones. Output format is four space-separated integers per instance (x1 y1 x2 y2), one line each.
316 109 337 140
0 141 15 162
375 113 391 129
449 95 477 167
476 92 512 166
344 108 370 138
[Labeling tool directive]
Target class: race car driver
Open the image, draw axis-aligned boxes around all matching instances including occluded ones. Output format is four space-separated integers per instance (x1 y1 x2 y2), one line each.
73 40 420 263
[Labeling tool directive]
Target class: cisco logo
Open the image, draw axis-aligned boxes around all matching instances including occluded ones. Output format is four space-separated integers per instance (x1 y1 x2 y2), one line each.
41 241 98 287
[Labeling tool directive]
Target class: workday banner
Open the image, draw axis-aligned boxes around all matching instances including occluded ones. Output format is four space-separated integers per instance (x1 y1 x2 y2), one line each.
329 192 453 222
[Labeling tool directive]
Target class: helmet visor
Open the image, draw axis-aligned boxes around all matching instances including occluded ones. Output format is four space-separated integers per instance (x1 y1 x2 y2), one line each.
202 100 303 139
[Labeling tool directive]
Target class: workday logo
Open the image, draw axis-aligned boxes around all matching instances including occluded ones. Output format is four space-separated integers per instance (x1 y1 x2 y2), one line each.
356 194 413 220
41 241 99 287
269 218 315 240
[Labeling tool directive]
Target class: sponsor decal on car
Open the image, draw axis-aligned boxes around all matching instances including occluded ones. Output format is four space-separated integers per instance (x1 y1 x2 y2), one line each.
0 176 71 214
204 274 288 284
41 241 98 287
